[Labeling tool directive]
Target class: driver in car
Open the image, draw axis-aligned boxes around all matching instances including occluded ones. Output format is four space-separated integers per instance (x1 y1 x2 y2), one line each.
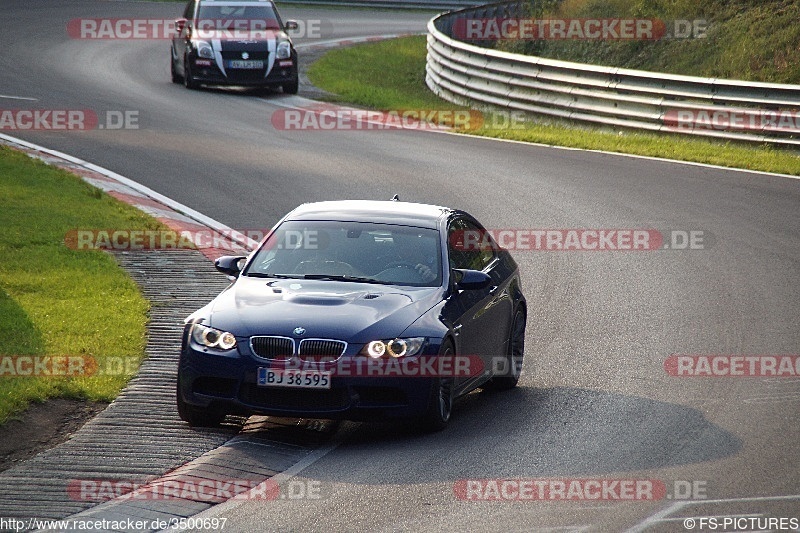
391 232 438 283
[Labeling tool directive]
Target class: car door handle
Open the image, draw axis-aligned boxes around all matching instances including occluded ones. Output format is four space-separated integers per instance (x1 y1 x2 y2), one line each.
488 285 499 294
453 324 463 336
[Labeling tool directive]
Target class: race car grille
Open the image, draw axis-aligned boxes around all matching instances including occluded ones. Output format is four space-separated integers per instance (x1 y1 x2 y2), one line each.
239 384 350 411
298 339 347 359
250 336 294 360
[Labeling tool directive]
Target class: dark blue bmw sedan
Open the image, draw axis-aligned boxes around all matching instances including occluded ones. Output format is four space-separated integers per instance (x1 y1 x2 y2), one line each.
177 200 526 431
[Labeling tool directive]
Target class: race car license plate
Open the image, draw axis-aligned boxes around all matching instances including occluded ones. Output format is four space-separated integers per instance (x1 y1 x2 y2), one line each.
258 368 331 389
228 60 263 69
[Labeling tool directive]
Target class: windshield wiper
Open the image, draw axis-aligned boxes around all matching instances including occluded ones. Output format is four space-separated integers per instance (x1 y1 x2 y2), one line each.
245 272 303 279
302 274 386 284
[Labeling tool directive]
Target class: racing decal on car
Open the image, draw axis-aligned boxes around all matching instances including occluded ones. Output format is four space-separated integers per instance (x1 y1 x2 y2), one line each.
211 38 226 76
263 35 277 78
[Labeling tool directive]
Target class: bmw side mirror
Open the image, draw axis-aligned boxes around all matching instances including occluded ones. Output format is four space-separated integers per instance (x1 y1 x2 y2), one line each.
215 256 247 279
452 269 491 290
284 20 299 31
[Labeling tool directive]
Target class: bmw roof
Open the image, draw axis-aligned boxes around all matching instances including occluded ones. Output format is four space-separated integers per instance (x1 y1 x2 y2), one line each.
285 200 454 229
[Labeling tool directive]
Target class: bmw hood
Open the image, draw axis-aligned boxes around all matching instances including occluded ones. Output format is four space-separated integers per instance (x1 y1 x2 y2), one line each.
198 276 442 342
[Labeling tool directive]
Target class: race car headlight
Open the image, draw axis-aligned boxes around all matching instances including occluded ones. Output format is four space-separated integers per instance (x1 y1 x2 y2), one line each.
194 40 214 59
276 40 292 60
359 338 425 359
191 323 237 351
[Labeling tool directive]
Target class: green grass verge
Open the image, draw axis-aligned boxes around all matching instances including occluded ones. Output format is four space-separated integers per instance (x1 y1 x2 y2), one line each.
0 146 158 424
307 35 800 176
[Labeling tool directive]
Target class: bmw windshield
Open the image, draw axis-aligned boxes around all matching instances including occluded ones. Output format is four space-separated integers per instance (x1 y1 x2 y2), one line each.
243 220 442 287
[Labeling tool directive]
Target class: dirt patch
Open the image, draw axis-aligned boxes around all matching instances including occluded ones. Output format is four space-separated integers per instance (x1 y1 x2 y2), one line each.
0 399 107 473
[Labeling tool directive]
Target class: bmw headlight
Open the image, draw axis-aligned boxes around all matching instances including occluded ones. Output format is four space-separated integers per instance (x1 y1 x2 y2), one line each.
194 40 214 59
276 40 292 60
191 323 237 351
359 338 425 359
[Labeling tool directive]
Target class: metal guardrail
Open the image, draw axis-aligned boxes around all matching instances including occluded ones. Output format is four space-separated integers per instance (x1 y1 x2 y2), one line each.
426 2 800 146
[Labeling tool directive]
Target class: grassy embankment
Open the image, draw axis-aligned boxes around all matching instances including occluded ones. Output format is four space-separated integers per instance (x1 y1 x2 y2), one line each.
0 146 159 424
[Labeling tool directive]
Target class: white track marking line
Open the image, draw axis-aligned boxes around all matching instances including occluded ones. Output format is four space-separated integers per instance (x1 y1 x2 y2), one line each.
681 494 800 505
0 94 38 101
625 501 691 533
436 130 800 181
529 527 593 532
627 495 800 532
658 513 765 522
743 393 800 403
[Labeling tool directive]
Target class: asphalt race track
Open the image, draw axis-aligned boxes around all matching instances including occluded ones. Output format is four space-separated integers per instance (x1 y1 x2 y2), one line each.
2 1 799 531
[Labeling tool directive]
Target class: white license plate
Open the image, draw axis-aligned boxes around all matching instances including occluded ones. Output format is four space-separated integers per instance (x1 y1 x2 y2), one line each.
257 368 331 389
227 60 263 69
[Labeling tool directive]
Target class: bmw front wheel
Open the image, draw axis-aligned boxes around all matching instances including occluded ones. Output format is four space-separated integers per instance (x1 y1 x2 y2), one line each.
420 340 455 432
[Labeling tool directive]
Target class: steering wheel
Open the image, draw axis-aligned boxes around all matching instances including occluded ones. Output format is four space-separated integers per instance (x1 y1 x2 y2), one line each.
373 261 427 283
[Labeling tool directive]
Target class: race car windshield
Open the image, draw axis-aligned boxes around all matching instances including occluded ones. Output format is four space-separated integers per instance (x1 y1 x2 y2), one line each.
196 5 280 29
243 221 443 288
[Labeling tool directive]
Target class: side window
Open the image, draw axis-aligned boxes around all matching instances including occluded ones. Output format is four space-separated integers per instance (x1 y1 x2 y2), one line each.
447 218 496 271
